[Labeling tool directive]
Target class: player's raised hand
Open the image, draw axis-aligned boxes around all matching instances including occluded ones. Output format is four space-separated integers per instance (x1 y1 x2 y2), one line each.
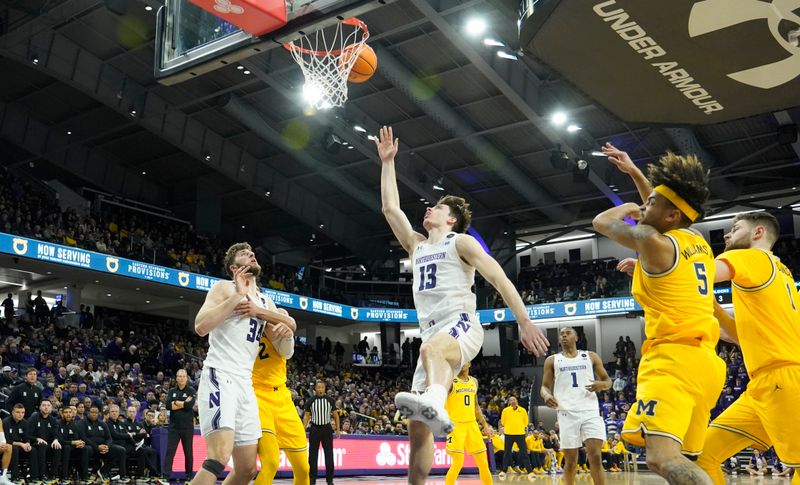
233 265 252 296
602 142 637 175
375 126 399 163
519 321 549 357
617 258 637 276
265 321 293 340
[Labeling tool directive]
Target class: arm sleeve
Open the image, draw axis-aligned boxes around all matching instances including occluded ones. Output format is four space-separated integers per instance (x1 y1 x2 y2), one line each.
717 249 774 288
270 336 295 359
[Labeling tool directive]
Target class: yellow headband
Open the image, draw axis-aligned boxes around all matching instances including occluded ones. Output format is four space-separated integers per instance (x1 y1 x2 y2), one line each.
654 185 699 222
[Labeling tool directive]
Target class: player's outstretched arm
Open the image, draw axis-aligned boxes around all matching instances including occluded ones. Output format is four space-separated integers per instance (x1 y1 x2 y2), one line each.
592 202 676 274
586 352 612 393
195 267 250 336
375 126 425 253
455 234 549 356
601 143 652 204
540 356 559 409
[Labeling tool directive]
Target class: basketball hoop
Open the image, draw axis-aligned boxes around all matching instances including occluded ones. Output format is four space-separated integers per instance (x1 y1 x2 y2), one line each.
284 18 369 109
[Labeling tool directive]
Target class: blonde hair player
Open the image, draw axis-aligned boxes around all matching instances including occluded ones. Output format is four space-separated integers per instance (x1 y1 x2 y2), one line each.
443 361 493 485
192 243 296 485
694 212 800 484
375 126 549 485
593 144 725 485
540 327 611 485
253 306 309 485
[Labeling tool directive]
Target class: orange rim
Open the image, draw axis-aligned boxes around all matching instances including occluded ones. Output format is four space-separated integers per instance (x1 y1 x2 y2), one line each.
283 17 369 56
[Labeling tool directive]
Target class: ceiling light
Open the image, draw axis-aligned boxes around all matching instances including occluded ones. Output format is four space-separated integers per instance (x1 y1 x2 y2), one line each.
432 178 445 191
66 130 72 135
567 124 581 132
129 107 137 116
31 55 39 65
319 224 325 229
497 50 518 60
204 153 212 161
145 5 153 11
353 125 367 133
265 191 271 197
243 70 251 75
46 271 52 275
141 171 146 175
503 231 509 235
367 135 377 141
64 286 68 289
347 145 355 149
551 111 568 126
704 208 765 221
590 151 605 157
106 293 111 297
241 225 246 229
419 198 426 202
135 288 140 291
179 295 184 299
237 65 244 70
465 17 487 36
145 300 151 303
483 38 504 47
94 280 99 283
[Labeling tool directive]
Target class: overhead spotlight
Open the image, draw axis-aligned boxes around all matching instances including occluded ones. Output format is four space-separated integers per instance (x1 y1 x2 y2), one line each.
243 70 251 75
203 152 212 161
144 4 153 11
551 111 568 126
237 65 244 70
66 130 72 135
497 50 518 60
319 224 325 229
549 149 570 170
366 134 378 141
129 105 137 116
145 300 151 303
141 171 147 175
483 38 504 47
589 151 605 157
465 17 487 36
573 159 590 182
302 82 323 105
353 125 367 133
106 293 111 297
347 145 355 150
31 55 39 65
432 177 445 191
265 191 271 197
567 124 581 132
419 197 426 202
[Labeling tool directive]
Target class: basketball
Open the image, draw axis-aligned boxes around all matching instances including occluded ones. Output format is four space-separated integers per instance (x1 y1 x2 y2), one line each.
345 44 377 83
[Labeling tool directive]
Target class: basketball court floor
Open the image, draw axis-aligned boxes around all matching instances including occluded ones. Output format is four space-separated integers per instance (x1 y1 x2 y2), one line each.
263 473 789 484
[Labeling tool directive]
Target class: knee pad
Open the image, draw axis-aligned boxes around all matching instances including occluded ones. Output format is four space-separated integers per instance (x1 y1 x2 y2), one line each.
202 458 226 477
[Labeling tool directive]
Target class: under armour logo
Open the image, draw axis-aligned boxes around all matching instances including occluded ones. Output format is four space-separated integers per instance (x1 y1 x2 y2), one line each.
375 443 397 466
213 0 244 14
775 384 783 391
689 0 800 89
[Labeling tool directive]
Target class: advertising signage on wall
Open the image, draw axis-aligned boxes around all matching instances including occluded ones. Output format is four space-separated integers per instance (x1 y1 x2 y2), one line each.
1 233 742 323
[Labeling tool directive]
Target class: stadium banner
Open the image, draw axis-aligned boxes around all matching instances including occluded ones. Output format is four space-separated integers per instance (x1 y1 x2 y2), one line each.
0 232 746 323
151 429 486 477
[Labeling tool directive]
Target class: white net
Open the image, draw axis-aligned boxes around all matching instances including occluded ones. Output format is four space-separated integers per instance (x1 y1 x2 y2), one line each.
284 18 369 109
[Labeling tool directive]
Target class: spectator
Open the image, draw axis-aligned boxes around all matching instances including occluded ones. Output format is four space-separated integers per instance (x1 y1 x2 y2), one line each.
6 368 42 417
33 291 49 325
1 294 13 324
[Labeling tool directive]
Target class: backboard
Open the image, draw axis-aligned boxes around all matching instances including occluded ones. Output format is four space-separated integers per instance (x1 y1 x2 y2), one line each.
155 0 386 85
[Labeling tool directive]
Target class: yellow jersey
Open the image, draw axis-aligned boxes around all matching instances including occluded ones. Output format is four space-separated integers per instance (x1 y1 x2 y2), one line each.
252 337 286 390
718 249 800 377
445 376 477 423
491 434 504 451
500 405 528 435
631 228 719 352
525 435 543 452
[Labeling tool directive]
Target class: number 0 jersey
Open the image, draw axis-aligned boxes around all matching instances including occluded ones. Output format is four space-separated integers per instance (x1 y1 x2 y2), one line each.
717 248 800 377
445 376 478 423
203 283 272 378
553 351 599 412
412 232 476 328
631 228 719 353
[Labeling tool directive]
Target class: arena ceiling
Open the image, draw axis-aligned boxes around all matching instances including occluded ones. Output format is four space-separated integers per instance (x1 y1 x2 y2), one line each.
1 0 799 267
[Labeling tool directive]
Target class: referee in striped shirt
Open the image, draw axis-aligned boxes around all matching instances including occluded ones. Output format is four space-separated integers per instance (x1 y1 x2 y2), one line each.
303 381 339 485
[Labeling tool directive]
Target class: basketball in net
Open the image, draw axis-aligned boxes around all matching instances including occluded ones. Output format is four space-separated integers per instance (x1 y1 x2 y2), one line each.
284 18 370 109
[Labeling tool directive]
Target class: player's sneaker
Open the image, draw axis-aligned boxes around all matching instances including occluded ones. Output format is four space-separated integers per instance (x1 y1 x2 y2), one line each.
0 475 13 485
394 392 453 436
513 466 523 473
497 471 507 480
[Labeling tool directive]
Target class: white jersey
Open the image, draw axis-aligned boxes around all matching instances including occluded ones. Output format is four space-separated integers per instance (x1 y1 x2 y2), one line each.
553 351 600 412
412 232 476 328
203 283 272 378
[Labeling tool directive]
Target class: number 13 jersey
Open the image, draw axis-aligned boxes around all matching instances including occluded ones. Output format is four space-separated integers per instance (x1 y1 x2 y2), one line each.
412 232 476 329
631 228 719 353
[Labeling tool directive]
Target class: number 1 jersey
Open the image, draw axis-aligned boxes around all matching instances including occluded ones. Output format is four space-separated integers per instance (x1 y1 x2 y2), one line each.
412 232 476 328
631 228 719 353
553 352 599 412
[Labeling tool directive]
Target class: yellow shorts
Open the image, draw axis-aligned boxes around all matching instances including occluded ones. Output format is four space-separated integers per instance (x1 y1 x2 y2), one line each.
255 386 308 452
708 365 800 466
446 421 487 455
621 342 725 455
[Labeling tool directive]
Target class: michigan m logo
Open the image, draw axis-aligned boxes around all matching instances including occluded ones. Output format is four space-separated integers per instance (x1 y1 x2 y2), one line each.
636 399 658 417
